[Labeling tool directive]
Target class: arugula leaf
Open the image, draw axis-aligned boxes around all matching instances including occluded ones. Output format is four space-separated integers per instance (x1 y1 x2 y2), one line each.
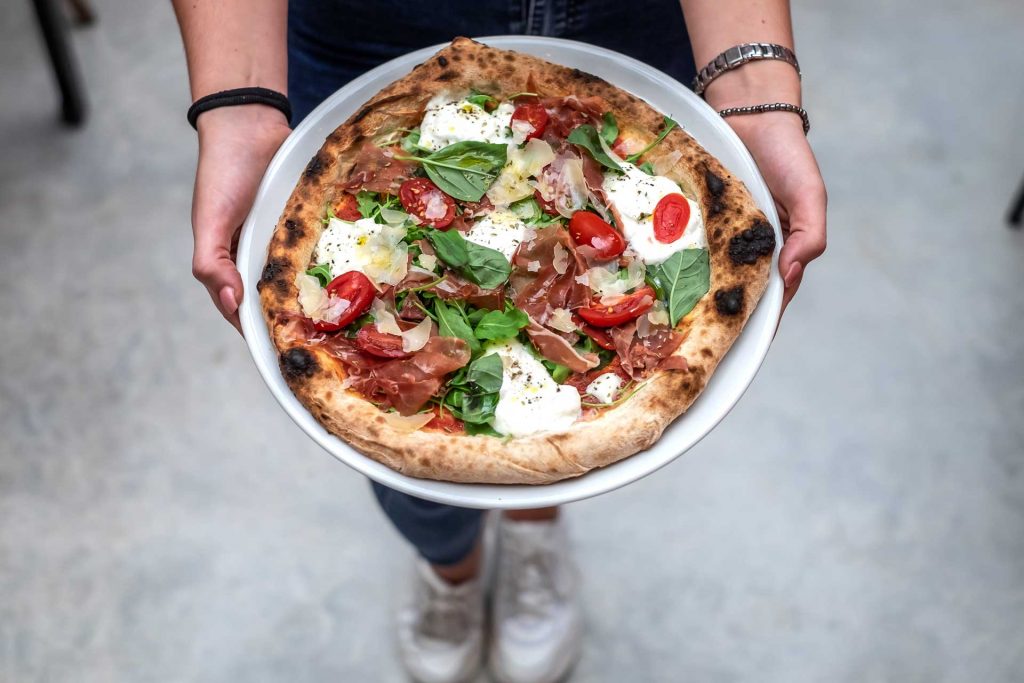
356 191 379 219
426 229 512 290
510 197 562 227
321 205 337 226
626 116 678 164
400 129 425 154
474 308 529 341
567 124 622 172
465 422 502 437
600 112 618 147
646 248 710 326
306 263 332 287
541 359 572 384
466 91 496 109
397 141 507 202
435 299 481 355
441 353 504 430
466 352 503 393
638 161 656 175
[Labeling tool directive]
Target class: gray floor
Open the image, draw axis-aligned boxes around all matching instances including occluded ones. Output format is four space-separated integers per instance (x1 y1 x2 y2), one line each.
2 0 1023 681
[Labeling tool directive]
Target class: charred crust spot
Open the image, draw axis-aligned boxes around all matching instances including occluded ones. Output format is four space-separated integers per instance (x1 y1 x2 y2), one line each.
451 53 462 62
504 53 515 62
715 286 745 316
713 228 723 241
304 151 329 179
570 68 606 86
258 259 288 293
728 221 776 265
284 219 304 246
437 70 457 82
704 167 727 216
701 347 713 358
437 55 449 67
281 348 319 380
682 380 692 391
352 106 374 123
325 391 333 401
418 456 430 467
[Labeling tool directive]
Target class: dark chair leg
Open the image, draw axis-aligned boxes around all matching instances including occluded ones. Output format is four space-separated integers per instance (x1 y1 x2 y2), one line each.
1010 175 1024 228
30 0 87 126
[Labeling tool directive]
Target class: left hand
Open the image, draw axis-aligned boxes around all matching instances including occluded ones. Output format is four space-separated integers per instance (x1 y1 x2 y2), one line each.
725 112 828 314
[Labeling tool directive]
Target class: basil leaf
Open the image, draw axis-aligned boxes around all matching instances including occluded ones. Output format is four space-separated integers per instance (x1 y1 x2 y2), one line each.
474 308 529 342
306 263 332 287
435 299 480 355
626 116 678 164
638 161 656 175
426 229 511 290
405 141 507 202
541 359 572 384
510 197 561 227
465 353 503 394
647 248 710 326
600 112 618 147
465 422 502 437
400 129 425 154
567 124 622 172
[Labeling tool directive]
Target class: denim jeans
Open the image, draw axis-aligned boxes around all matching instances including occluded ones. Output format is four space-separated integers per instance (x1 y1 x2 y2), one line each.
287 0 694 566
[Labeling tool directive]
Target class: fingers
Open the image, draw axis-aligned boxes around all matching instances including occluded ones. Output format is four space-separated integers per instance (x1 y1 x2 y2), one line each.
777 179 827 307
192 217 245 330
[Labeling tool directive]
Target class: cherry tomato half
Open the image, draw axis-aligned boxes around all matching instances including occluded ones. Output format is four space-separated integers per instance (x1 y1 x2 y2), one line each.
425 406 465 433
333 193 362 221
568 211 626 260
577 286 656 328
572 313 617 350
354 326 411 359
511 103 549 142
399 178 456 228
312 271 376 332
653 193 690 244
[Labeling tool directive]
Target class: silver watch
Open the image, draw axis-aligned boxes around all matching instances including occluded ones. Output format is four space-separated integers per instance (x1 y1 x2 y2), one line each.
693 43 801 97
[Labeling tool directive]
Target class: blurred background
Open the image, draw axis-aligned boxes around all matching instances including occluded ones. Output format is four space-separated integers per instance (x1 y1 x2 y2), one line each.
2 0 1023 681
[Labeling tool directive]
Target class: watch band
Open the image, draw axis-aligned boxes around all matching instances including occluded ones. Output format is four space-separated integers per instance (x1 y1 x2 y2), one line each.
718 102 810 135
693 43 801 97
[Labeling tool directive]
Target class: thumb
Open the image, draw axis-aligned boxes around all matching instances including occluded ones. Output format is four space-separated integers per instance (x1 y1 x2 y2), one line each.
777 186 827 295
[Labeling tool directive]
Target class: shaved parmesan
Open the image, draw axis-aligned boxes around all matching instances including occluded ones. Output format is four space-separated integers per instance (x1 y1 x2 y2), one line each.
401 317 433 353
552 244 569 274
380 208 410 226
547 307 577 333
527 260 541 273
321 296 351 324
424 192 448 220
486 139 556 206
381 411 435 433
652 150 683 177
417 253 438 271
371 298 402 335
295 273 328 320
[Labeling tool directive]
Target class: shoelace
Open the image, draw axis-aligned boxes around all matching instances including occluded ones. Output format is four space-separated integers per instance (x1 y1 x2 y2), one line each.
418 583 473 642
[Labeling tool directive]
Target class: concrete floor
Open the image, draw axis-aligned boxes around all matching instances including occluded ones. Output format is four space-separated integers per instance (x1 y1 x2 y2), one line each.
2 0 1023 681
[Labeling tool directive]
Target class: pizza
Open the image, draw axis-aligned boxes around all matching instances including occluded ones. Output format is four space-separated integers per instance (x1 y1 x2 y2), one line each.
258 37 775 484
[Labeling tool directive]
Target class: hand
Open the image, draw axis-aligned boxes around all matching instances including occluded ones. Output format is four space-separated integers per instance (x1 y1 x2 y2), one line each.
191 105 291 332
725 112 827 314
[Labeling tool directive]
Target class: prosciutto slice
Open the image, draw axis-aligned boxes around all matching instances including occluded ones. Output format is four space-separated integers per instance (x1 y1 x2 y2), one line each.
342 142 414 194
323 335 471 415
525 319 599 373
540 95 608 139
511 226 590 322
611 321 686 379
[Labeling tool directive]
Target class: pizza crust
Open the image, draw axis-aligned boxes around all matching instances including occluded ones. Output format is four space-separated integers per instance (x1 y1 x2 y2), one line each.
258 37 774 485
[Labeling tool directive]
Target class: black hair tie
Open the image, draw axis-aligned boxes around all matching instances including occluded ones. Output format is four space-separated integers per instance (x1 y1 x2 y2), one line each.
187 87 292 130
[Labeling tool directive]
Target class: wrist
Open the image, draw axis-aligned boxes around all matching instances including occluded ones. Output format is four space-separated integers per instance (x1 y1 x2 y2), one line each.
703 60 802 110
196 103 290 140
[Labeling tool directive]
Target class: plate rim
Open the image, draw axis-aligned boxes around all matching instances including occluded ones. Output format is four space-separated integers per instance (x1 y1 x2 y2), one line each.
238 35 783 509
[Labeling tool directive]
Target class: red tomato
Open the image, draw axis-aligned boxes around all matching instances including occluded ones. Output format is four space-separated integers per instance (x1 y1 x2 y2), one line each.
425 406 465 433
577 286 656 327
568 211 626 260
399 178 456 228
572 314 616 350
511 103 549 141
534 189 559 216
312 271 375 332
353 326 411 359
653 193 690 243
333 193 362 221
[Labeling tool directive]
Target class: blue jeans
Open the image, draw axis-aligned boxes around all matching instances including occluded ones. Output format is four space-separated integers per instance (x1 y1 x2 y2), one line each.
288 0 695 566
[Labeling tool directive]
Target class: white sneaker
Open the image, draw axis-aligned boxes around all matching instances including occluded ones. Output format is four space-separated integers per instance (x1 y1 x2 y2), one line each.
488 516 582 683
397 557 485 683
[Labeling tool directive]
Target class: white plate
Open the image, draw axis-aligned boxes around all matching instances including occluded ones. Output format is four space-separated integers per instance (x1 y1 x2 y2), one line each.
238 36 783 510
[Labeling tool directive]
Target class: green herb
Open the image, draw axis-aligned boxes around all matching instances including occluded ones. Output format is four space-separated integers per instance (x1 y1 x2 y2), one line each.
435 299 480 355
356 191 379 219
396 141 507 202
626 116 678 164
442 353 504 429
510 197 562 227
306 263 332 287
400 129 426 154
646 248 710 326
474 308 529 342
507 91 538 99
638 161 656 175
466 91 496 109
426 229 512 290
321 205 337 226
567 124 622 172
465 422 502 437
541 359 572 384
600 112 619 147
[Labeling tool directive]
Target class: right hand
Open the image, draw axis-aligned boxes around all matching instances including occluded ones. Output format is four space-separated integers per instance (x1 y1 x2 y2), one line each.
191 105 291 332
